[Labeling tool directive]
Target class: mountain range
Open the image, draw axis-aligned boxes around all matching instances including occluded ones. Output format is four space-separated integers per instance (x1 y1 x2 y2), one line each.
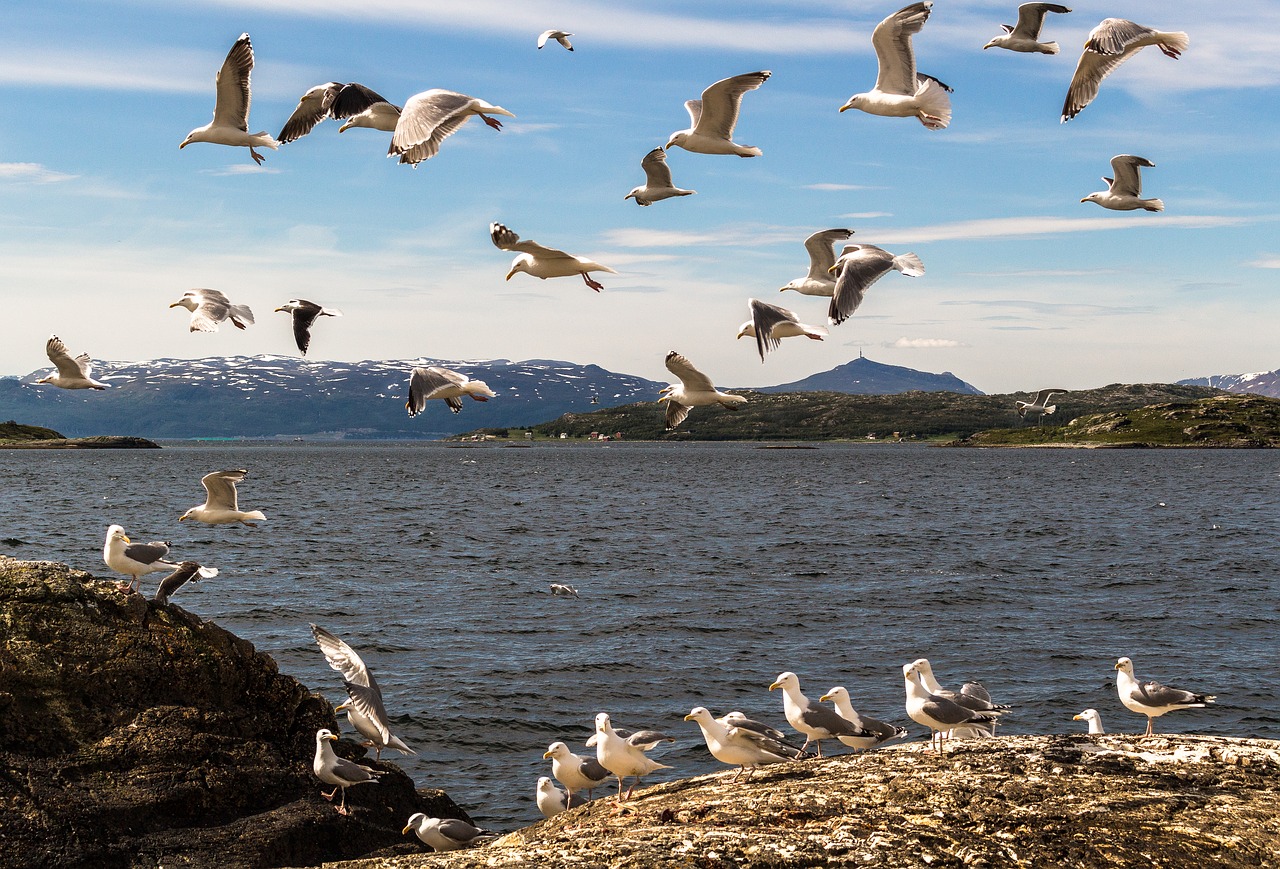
1178 369 1280 398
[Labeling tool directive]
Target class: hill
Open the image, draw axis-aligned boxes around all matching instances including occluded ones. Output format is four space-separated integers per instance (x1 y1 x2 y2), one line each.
759 355 982 395
1180 368 1280 398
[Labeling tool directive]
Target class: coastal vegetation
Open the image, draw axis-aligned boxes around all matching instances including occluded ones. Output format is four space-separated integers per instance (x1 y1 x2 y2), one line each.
0 420 158 448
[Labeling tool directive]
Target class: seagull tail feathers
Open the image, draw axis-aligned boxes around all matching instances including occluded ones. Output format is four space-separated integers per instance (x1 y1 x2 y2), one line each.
230 304 256 326
894 253 926 277
244 511 267 521
913 77 952 130
1039 41 1060 55
1157 31 1190 57
1144 199 1165 213
197 566 219 579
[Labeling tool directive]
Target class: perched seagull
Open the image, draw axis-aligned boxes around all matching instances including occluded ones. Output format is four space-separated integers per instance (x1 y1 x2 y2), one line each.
839 2 952 130
152 561 212 606
549 583 580 597
911 659 1008 738
737 299 827 363
312 728 379 815
983 3 1072 54
36 335 109 390
779 228 855 297
179 469 267 526
544 741 609 806
718 711 803 750
659 351 747 432
536 776 569 818
490 222 616 292
685 706 807 781
1074 708 1105 735
1082 155 1164 212
311 624 415 760
1015 388 1068 422
169 289 255 333
819 687 909 751
1061 19 1189 122
403 814 494 851
625 147 696 206
538 29 574 51
902 661 999 753
278 82 400 142
827 244 925 326
389 89 514 166
274 299 343 355
665 70 771 157
179 33 279 165
587 712 674 801
768 671 867 757
1115 656 1216 737
405 366 497 417
103 525 216 593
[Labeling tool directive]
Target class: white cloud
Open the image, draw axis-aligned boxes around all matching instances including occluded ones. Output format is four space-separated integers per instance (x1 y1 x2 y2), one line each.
0 162 77 184
805 183 878 192
1247 255 1280 269
866 214 1250 244
199 165 283 176
889 337 967 349
838 212 891 220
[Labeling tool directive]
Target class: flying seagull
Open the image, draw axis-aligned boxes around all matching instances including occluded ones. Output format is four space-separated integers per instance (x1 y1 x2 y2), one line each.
827 243 925 326
769 671 868 757
983 3 1072 54
274 299 343 355
490 222 616 291
1081 155 1164 212
536 776 569 818
403 814 494 851
405 366 497 417
169 289 255 333
312 728 379 815
179 33 279 165
779 228 855 297
152 561 214 606
1073 708 1105 734
659 351 747 431
389 89 514 166
103 524 216 593
665 70 771 157
36 335 108 390
1015 388 1068 423
549 583 580 597
839 2 952 130
179 469 267 526
1115 656 1216 736
278 82 401 142
737 299 827 362
311 624 415 760
538 29 574 51
1061 19 1189 122
818 687 909 751
625 147 696 206
544 741 608 806
587 712 674 801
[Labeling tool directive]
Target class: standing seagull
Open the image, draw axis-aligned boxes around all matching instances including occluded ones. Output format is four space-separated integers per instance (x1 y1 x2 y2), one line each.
36 335 109 390
103 524 217 593
389 89 514 166
779 228 855 297
1081 155 1164 212
738 299 827 362
659 351 747 432
983 3 1072 54
768 671 868 757
819 687 909 750
685 706 806 781
1015 388 1068 423
902 661 999 753
403 814 494 851
278 82 401 142
1061 19 1189 122
179 469 267 526
490 222 616 291
839 2 952 130
625 148 696 206
544 741 609 806
274 299 343 355
311 624 415 760
169 289 255 332
587 712 674 801
665 70 771 157
537 30 574 51
827 244 925 326
405 366 497 417
1114 656 1216 737
312 728 379 815
179 33 279 165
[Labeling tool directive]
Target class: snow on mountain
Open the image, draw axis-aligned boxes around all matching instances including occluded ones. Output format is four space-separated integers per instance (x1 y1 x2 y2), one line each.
1178 369 1280 398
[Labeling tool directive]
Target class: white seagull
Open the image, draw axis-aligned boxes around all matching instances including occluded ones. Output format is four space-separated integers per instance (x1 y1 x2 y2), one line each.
536 776 569 818
1061 19 1189 122
902 661 1000 753
1073 708 1105 734
910 659 1009 738
839 2 952 130
685 706 807 781
659 351 747 432
490 222 616 292
1082 155 1164 212
274 299 343 355
312 728 379 815
179 33 279 165
737 299 827 363
537 30 574 51
625 147 696 206
665 70 771 157
36 335 109 390
179 469 267 526
103 524 216 593
389 89 514 166
779 228 855 297
405 366 497 417
543 741 609 806
169 289 255 333
768 671 868 757
403 814 494 851
311 624 415 760
152 561 214 606
1015 388 1068 422
1114 656 1216 737
587 712 674 801
818 687 909 750
827 244 925 326
278 82 401 142
983 3 1072 54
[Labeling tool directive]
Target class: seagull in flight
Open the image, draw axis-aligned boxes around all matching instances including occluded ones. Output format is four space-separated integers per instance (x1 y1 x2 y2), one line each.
169 289 255 333
35 335 109 390
659 351 747 431
389 89 514 165
839 3 952 130
538 30 574 51
1061 19 1189 122
179 33 279 165
1081 155 1164 212
665 70 771 157
983 3 1072 54
490 222 616 291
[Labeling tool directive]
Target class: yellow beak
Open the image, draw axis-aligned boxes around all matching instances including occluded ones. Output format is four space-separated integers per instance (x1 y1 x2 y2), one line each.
1072 713 1084 720
542 750 554 759
168 301 182 308
401 824 413 835
683 713 696 722
178 515 186 522
505 269 516 281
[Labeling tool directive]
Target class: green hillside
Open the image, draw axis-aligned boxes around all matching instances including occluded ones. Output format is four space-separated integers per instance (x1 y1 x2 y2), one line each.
0 421 65 442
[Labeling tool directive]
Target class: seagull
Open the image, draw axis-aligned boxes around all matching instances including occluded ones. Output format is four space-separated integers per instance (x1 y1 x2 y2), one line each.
839 2 952 130
311 624 415 760
403 814 494 851
625 147 696 206
665 70 771 157
103 525 216 593
179 469 267 526
536 775 569 818
737 299 827 362
768 671 868 757
538 29 574 51
902 661 999 753
549 583 580 597
169 289 255 333
910 660 1008 738
983 3 1072 54
818 687 909 750
544 741 609 806
1061 19 1189 122
827 244 925 326
1115 656 1216 737
779 228 855 297
179 33 279 165
490 222 616 292
152 561 213 606
278 82 400 142
405 366 497 417
35 335 109 390
587 712 674 801
312 728 378 815
1074 708 1105 734
389 89 514 166
1015 388 1068 423
685 706 807 781
1082 155 1164 212
659 351 747 432
274 299 343 355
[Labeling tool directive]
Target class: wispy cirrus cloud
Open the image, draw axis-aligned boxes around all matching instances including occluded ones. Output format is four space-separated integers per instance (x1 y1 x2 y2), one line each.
889 337 968 349
0 162 77 183
1247 255 1280 269
866 214 1249 244
804 183 881 192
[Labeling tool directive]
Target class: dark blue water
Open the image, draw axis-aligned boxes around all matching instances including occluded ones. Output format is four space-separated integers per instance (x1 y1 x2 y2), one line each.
2 442 1277 829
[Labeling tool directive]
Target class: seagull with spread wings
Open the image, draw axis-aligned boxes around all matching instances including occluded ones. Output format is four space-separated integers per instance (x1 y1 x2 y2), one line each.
274 299 343 355
1015 388 1068 423
779 228 855 297
35 335 109 390
665 70 771 157
389 89 514 166
490 221 616 291
537 29 574 51
625 147 696 206
983 3 1072 54
278 82 401 142
737 299 827 362
169 289 255 332
827 244 925 326
311 624 415 760
1061 19 1189 122
179 469 267 526
839 3 952 130
1081 155 1164 212
179 33 279 165
405 366 497 417
659 351 747 431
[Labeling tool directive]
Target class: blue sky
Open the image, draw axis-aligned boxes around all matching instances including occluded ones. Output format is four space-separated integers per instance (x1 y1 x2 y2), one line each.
1 1 1276 394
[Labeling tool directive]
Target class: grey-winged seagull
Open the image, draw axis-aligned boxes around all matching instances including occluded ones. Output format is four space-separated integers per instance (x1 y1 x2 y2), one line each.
311 624 415 760
665 71 771 157
587 712 674 801
538 30 574 51
536 776 569 818
389 89 514 166
405 366 497 417
274 299 343 355
839 3 952 130
983 3 1072 54
179 33 279 165
660 351 747 432
152 561 212 606
1081 155 1163 212
179 469 267 526
827 243 925 326
312 728 379 815
278 82 401 142
737 299 827 363
1015 388 1068 422
769 671 868 757
103 524 216 593
403 814 494 851
625 147 696 206
685 706 807 781
779 228 855 297
169 289 255 332
1115 656 1216 736
911 658 1009 738
1074 708 1105 734
490 221 616 291
819 687 909 750
36 335 108 390
544 741 609 806
1061 19 1189 122
902 661 1000 753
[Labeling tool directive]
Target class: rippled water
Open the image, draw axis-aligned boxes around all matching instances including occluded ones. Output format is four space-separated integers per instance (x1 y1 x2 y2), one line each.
2 442 1277 829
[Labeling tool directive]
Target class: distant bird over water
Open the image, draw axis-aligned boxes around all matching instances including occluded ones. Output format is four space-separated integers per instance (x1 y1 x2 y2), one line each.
983 3 1072 54
1061 19 1189 122
490 222 617 291
275 299 343 355
537 30 574 51
625 148 696 206
1081 155 1164 212
665 70 771 157
1114 656 1216 736
36 335 108 390
179 469 267 526
779 228 854 297
1015 388 1068 423
659 351 747 431
405 366 497 416
169 289 255 333
389 89 514 166
839 2 952 130
179 33 279 165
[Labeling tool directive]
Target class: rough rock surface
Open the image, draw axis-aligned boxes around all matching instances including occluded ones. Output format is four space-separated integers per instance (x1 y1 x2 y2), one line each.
0 557 466 869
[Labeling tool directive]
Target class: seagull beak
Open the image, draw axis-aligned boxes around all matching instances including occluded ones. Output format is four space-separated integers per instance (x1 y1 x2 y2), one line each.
828 265 838 274
542 750 554 759
1114 662 1123 670
1072 713 1084 720
168 301 182 308
122 535 131 544
1080 198 1089 203
401 824 413 835
819 693 832 702
179 141 188 149
683 713 697 722
768 681 781 691
838 104 851 113
178 515 187 522
325 733 338 741
274 306 286 312
335 701 350 711
505 269 516 281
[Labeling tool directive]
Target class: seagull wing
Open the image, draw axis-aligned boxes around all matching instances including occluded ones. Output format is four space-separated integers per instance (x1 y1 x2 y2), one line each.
1133 678 1210 707
343 680 392 744
664 400 691 431
330 83 399 118
123 541 171 566
872 2 932 96
329 754 378 783
640 147 676 188
1061 21 1155 121
692 71 770 140
437 819 486 844
1085 18 1157 55
278 83 342 143
803 228 855 280
407 367 469 416
1032 388 1069 405
749 298 800 362
664 351 716 392
828 246 894 326
537 29 554 49
624 729 675 750
190 289 233 330
200 469 246 510
310 623 373 688
1013 3 1070 40
390 89 479 163
290 301 323 354
489 222 571 259
1109 155 1152 196
213 33 254 131
154 561 204 604
45 336 87 379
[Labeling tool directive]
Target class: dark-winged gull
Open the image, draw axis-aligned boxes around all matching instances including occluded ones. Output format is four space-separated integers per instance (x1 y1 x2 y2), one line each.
1074 708 1105 734
839 2 952 130
902 661 1000 753
274 299 343 355
1082 155 1163 212
536 775 569 818
769 671 868 757
665 70 771 157
179 469 267 526
490 222 617 292
819 687 909 750
1061 19 1189 122
685 706 807 781
544 741 609 806
587 712 674 801
405 366 497 417
153 561 214 606
538 30 574 51
625 148 696 206
311 624 415 760
659 351 747 432
779 228 855 297
1015 388 1068 423
827 243 925 326
312 728 379 815
103 524 216 593
169 289 255 333
737 299 827 362
36 335 108 390
179 33 279 165
1115 656 1216 736
278 82 401 142
983 3 1072 54
389 89 514 166
403 814 494 851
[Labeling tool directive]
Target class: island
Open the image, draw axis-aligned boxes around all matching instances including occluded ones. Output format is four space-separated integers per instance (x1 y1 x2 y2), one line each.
0 420 159 449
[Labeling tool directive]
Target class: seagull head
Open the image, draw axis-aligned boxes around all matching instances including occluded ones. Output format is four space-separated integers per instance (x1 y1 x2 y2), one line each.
982 36 1005 50
402 812 426 836
178 508 195 522
838 94 868 114
106 524 129 544
768 672 797 692
315 728 338 745
1115 657 1134 673
594 712 612 732
818 687 847 704
543 741 567 760
1073 709 1097 722
169 292 200 311
736 322 755 340
506 257 533 281
274 300 302 313
1080 193 1103 205
664 132 688 151
684 706 711 723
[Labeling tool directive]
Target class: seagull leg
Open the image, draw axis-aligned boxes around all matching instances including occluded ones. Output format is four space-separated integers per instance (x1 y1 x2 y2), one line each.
481 115 504 131
321 787 337 801
581 273 604 292
1145 718 1154 737
1159 44 1181 58
249 147 266 166
335 787 351 815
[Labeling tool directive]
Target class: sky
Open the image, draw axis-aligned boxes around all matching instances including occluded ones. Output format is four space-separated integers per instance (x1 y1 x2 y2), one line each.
1 0 1277 395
